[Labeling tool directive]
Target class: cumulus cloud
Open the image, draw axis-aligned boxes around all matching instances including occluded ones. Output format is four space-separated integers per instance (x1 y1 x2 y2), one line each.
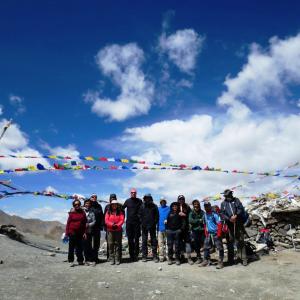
218 33 300 117
23 206 69 224
9 94 26 115
45 186 58 193
159 29 204 74
85 43 154 121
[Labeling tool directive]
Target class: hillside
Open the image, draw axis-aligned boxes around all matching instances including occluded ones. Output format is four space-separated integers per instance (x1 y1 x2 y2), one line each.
0 209 65 240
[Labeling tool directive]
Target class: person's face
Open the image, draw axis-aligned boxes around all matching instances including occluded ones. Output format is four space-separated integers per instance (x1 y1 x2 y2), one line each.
172 205 178 213
73 201 81 210
111 203 117 211
85 201 91 209
193 202 200 211
131 191 137 198
204 205 211 213
160 201 166 207
90 195 97 202
178 198 184 205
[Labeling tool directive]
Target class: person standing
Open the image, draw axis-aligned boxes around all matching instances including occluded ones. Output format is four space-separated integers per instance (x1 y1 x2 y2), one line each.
83 199 96 266
157 197 170 262
105 199 125 265
90 194 104 264
189 199 205 264
166 202 185 266
123 188 143 262
139 194 159 263
177 195 193 264
221 189 247 266
200 202 224 269
65 199 87 267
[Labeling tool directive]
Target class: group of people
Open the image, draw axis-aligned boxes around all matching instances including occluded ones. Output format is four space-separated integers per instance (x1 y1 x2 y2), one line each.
65 188 248 269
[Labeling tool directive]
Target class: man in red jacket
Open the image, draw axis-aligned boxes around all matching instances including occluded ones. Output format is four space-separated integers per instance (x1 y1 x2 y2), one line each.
65 199 87 267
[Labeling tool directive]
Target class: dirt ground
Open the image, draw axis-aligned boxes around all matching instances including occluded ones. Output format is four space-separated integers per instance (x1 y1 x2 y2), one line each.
0 233 299 300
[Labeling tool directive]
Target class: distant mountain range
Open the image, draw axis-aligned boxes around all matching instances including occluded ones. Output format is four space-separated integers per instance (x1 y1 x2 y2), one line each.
0 209 65 240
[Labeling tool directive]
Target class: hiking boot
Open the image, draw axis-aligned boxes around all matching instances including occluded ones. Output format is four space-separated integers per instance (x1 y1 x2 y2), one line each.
242 260 248 266
195 257 203 264
153 256 159 263
216 261 224 269
90 262 96 267
187 257 194 265
110 259 115 265
116 260 121 265
69 262 75 267
159 257 165 263
168 258 173 265
199 260 210 267
142 257 147 262
78 262 84 266
175 259 181 266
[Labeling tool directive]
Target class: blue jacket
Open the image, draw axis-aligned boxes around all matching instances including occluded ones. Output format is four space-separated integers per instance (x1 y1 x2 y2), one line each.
158 205 170 232
204 212 221 234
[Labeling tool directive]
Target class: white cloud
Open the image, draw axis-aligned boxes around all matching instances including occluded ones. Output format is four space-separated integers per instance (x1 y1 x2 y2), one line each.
112 112 300 201
45 186 58 193
85 43 154 121
297 99 300 108
9 94 26 115
218 33 300 117
0 106 3 115
23 206 69 224
159 29 204 74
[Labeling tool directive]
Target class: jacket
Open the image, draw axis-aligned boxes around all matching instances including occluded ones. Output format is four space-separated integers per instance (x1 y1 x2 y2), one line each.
203 211 222 237
91 200 104 231
84 208 96 234
158 205 170 232
179 203 191 231
138 201 159 229
221 197 244 224
166 212 186 231
123 197 143 224
65 209 87 237
189 209 204 231
105 211 125 232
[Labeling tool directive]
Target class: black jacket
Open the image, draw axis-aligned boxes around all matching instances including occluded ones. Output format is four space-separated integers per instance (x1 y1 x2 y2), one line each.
123 197 143 224
221 197 244 223
91 201 104 231
166 212 185 231
138 201 159 229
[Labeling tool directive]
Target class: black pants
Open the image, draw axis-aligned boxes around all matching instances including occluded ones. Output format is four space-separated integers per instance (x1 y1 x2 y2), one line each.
166 229 181 260
191 230 204 257
83 233 93 262
142 226 158 258
226 222 246 262
68 234 84 263
126 222 141 259
91 229 101 262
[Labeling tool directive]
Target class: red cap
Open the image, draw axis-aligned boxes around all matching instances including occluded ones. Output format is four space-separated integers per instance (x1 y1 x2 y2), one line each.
130 188 137 193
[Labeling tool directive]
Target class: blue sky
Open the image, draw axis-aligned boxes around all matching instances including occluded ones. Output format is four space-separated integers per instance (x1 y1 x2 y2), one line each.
0 1 300 222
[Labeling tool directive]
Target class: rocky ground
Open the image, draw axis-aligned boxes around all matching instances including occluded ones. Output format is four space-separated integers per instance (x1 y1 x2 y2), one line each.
0 233 300 300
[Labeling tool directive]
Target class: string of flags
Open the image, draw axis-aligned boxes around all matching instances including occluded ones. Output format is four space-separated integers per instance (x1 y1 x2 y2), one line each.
0 119 13 142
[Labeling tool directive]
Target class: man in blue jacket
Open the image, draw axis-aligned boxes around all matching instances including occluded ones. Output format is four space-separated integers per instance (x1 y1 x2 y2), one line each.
157 197 170 262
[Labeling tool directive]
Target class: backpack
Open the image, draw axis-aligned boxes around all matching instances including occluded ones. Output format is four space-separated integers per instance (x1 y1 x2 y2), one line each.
245 241 257 257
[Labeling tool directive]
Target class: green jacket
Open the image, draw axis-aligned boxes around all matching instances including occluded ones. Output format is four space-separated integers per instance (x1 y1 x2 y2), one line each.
189 209 204 231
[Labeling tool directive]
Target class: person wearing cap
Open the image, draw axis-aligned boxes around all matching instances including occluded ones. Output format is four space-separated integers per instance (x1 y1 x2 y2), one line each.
90 194 104 264
138 194 159 263
189 199 205 264
220 189 247 266
157 197 170 262
105 199 125 265
165 202 185 265
200 202 224 269
123 188 143 262
177 195 193 264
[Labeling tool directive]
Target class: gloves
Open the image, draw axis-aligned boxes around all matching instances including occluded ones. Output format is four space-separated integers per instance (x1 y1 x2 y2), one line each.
112 224 118 230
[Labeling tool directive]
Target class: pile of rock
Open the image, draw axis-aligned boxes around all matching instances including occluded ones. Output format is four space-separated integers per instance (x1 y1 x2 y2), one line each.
246 195 300 249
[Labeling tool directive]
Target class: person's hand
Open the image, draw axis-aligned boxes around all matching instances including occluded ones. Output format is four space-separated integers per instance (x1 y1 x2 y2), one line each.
179 212 186 217
164 220 167 224
83 233 87 240
112 224 118 230
230 215 237 223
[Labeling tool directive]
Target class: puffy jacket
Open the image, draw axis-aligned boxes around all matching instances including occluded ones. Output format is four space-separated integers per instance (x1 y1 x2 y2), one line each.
91 200 104 231
166 212 185 231
221 197 244 223
158 205 170 232
138 201 159 229
84 208 96 234
189 209 204 231
105 211 125 232
65 209 87 237
123 197 143 224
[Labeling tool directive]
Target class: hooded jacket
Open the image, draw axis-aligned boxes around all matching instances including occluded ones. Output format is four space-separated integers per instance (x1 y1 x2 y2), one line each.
105 210 125 232
158 205 170 232
65 208 87 237
138 199 159 229
166 203 186 231
189 209 204 231
84 208 96 234
220 197 244 223
91 200 104 231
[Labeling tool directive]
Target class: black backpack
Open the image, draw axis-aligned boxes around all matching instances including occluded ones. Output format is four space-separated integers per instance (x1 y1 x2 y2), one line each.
245 241 257 257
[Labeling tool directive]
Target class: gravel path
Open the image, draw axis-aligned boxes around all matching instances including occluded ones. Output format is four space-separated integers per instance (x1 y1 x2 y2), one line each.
0 234 299 300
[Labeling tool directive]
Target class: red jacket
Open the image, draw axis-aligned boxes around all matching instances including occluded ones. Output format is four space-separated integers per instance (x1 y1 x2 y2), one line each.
105 211 124 232
65 209 87 237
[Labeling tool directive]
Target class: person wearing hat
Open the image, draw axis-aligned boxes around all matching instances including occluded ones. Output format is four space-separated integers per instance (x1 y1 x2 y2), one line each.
165 202 185 265
105 198 125 265
89 194 104 264
220 189 247 266
200 202 224 269
189 199 205 264
157 197 170 262
123 188 143 262
138 194 159 262
177 195 193 264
